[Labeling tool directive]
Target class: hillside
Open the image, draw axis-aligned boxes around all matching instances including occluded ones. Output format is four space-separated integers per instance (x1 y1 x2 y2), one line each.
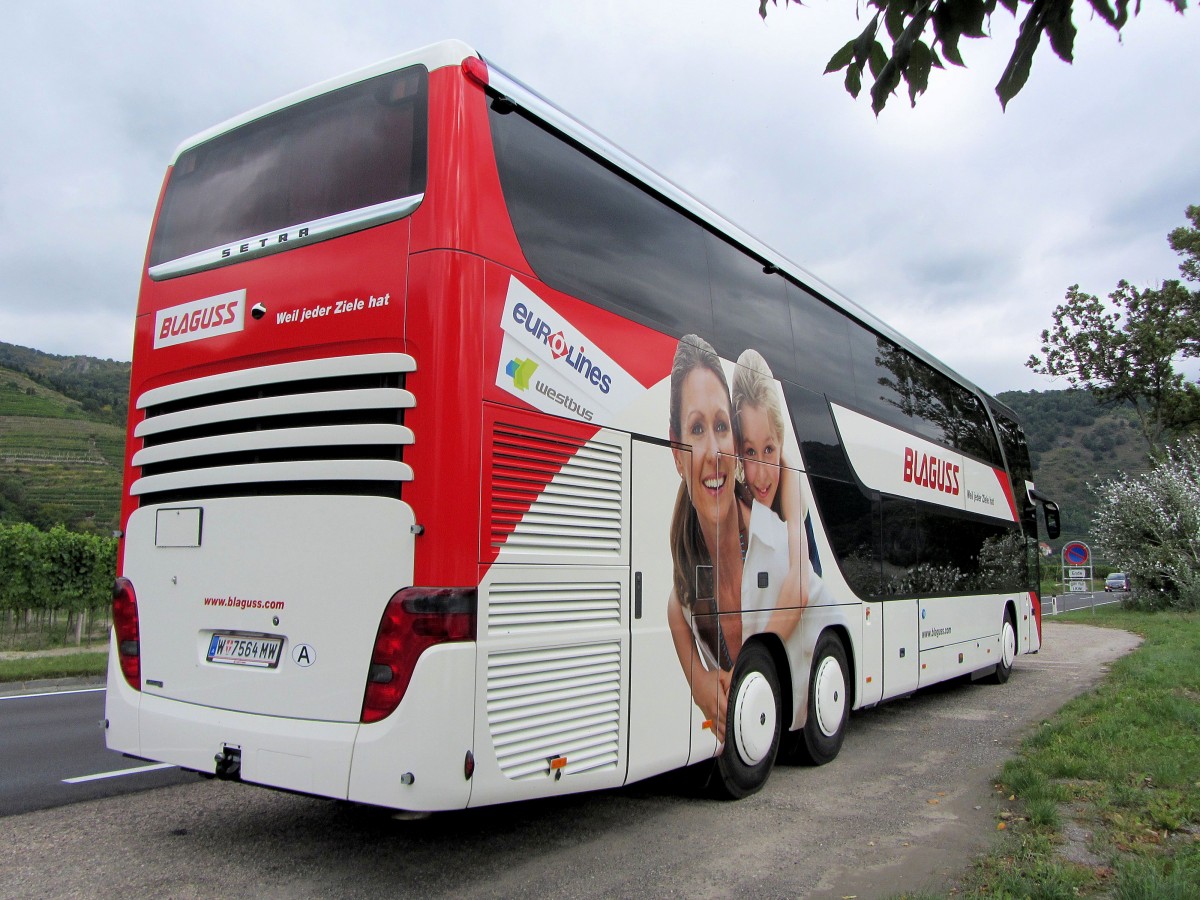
0 338 1163 545
0 343 129 535
997 388 1152 545
0 341 129 426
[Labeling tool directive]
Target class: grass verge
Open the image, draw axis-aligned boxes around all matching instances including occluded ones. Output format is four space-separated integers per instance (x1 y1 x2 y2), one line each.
907 608 1200 898
0 651 108 683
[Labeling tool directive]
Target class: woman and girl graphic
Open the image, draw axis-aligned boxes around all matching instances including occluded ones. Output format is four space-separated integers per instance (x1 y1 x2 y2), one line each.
665 334 818 747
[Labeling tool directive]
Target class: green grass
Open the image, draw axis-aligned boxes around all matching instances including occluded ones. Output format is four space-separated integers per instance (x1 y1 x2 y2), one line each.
902 607 1200 898
0 651 108 683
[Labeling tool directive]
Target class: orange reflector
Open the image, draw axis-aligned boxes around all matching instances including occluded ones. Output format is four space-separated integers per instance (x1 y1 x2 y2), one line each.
866 676 873 683
549 756 567 770
702 719 713 730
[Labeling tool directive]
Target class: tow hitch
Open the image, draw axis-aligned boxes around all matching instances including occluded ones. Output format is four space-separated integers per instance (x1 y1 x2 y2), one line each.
214 745 242 780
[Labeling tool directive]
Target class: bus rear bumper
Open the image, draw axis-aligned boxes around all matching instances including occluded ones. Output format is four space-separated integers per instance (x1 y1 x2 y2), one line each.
105 640 476 812
106 663 359 800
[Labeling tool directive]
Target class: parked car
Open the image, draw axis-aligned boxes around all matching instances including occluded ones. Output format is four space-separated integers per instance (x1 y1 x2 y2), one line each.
1105 572 1131 592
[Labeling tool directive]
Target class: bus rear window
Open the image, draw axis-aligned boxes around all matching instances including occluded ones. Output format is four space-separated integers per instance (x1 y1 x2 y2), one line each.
148 66 428 270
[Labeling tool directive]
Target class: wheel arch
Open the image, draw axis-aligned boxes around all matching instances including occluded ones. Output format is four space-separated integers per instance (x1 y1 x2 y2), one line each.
1003 597 1019 650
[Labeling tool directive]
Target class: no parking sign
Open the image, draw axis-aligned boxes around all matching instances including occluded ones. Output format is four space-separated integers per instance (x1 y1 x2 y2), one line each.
1062 541 1093 596
1063 541 1090 566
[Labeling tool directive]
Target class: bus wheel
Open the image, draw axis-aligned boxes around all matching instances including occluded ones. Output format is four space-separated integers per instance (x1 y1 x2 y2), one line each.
792 631 849 766
712 641 781 799
985 613 1017 685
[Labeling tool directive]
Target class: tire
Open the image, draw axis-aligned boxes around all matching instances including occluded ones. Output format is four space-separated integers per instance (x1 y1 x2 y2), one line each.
711 641 782 799
984 612 1017 685
789 631 849 766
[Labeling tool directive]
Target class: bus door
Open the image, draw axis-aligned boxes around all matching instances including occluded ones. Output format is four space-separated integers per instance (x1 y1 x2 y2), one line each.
628 438 701 781
1018 592 1033 652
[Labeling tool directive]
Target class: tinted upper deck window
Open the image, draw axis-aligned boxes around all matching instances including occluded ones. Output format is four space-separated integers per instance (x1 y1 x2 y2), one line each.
149 66 428 267
849 327 1002 466
787 282 854 404
706 234 793 380
488 104 712 337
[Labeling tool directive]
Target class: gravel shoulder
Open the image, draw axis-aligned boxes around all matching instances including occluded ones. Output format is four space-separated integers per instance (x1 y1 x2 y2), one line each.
0 621 1140 899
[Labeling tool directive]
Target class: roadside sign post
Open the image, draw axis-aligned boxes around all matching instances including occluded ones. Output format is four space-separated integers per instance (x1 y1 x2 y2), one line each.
1062 541 1093 614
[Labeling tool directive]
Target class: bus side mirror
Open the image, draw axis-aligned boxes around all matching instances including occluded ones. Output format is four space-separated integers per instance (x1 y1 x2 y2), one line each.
1042 500 1061 540
1027 488 1060 540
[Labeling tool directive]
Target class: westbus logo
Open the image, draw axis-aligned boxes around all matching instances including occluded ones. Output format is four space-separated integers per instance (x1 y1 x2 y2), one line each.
903 447 960 496
511 301 613 394
505 357 538 390
153 289 246 349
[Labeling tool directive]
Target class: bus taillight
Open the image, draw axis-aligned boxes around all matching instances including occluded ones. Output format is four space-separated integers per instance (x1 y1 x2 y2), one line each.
361 587 477 723
462 56 489 87
112 577 141 691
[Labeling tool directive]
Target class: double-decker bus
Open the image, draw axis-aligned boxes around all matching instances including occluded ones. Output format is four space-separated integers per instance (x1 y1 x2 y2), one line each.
106 40 1060 809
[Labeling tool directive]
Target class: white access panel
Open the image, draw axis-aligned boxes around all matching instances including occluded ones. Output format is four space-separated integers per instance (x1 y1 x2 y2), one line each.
858 602 884 706
882 598 920 700
627 438 698 782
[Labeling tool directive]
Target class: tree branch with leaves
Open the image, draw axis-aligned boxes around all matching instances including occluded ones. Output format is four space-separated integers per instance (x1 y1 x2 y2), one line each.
1026 206 1200 455
758 0 1188 113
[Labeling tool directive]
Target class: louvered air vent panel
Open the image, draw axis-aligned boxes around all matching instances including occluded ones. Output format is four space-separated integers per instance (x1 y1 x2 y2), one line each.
490 423 624 559
130 353 414 504
486 641 622 781
487 581 622 635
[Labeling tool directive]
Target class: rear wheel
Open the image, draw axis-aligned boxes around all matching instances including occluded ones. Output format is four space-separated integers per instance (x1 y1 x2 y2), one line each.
790 631 849 766
711 641 781 799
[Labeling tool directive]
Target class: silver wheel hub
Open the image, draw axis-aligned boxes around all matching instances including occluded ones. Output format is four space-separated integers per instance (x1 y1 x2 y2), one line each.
1002 620 1016 669
813 655 846 738
733 672 776 766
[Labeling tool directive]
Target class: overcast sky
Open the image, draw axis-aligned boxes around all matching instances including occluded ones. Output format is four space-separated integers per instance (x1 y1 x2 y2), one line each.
2 1 1198 394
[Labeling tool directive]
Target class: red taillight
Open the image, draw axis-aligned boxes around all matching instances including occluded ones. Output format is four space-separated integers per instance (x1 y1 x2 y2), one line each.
360 587 477 724
112 577 141 691
462 56 489 87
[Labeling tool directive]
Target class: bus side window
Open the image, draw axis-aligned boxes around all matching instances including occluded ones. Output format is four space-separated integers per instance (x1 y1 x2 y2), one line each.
707 233 794 384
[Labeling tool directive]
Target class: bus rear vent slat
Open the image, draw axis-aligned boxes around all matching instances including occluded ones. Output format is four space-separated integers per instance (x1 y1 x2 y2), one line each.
132 354 412 505
489 423 625 560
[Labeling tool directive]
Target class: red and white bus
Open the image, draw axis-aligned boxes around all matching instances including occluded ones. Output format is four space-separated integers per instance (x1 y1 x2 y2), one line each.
106 40 1060 809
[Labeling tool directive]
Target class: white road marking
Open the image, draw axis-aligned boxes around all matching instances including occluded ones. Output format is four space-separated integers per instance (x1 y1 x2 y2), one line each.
63 763 175 784
0 687 105 702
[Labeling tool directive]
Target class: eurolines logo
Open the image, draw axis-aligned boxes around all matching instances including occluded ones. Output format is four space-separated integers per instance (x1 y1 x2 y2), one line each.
506 357 538 391
497 278 640 426
511 302 613 394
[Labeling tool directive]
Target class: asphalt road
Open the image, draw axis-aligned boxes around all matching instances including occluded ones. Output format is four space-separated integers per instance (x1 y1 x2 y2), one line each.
0 687 192 817
1047 590 1126 615
0 622 1140 900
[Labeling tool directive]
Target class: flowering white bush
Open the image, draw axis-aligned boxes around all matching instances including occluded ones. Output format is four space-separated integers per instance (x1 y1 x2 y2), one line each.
1092 439 1200 610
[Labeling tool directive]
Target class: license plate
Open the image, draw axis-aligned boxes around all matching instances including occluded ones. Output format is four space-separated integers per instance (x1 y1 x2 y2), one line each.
207 633 283 668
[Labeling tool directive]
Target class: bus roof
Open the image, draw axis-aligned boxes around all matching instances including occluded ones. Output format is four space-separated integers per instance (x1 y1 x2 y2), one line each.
166 38 993 404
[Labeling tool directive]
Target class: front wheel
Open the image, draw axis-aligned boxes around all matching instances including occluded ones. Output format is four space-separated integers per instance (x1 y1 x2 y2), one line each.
788 631 849 766
984 613 1017 684
711 641 781 799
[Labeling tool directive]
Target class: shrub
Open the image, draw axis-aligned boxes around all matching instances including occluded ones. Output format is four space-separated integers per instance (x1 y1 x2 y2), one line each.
1092 439 1200 610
